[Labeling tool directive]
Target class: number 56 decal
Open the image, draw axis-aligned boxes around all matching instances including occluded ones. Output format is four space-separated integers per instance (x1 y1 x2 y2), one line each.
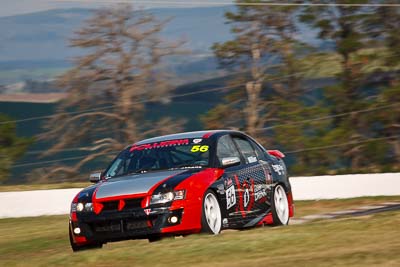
226 185 236 209
191 145 209 152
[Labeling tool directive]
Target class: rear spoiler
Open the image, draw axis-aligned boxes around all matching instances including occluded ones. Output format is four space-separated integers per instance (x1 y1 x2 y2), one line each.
267 150 285 159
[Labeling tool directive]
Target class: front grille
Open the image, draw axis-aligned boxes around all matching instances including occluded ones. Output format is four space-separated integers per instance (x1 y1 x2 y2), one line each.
125 198 143 209
99 198 143 213
102 201 119 211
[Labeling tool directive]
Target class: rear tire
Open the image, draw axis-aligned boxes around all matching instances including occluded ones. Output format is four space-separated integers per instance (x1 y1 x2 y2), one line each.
201 190 222 234
69 227 102 252
271 185 289 226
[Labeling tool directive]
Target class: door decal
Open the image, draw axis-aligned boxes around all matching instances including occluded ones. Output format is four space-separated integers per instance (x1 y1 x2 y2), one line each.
233 175 255 218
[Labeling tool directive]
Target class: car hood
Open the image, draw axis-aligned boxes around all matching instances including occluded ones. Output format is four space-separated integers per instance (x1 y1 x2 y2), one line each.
94 169 188 200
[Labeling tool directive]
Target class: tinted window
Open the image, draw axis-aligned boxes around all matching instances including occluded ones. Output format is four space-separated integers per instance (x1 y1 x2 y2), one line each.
104 139 210 178
216 135 240 164
248 139 267 160
233 137 258 164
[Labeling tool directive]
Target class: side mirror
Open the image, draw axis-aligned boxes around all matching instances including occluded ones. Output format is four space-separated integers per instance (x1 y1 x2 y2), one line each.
221 157 241 168
89 171 102 183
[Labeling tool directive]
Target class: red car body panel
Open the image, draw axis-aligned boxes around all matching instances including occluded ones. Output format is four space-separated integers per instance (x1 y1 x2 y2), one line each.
161 168 224 234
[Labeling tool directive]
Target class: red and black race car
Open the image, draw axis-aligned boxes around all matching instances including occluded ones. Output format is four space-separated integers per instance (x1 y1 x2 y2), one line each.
69 130 294 251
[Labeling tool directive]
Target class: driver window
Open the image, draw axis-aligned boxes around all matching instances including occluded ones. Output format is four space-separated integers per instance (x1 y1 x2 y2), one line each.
248 139 267 161
233 137 258 164
216 135 240 164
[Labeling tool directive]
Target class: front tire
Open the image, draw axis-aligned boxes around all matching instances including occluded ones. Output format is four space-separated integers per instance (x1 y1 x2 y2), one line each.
201 190 222 234
271 185 289 226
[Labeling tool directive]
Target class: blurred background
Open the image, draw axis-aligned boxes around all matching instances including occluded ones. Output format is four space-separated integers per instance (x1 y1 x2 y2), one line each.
0 0 399 185
1 2 400 267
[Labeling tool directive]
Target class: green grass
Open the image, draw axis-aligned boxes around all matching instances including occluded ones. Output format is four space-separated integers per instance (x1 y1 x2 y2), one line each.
1 197 400 266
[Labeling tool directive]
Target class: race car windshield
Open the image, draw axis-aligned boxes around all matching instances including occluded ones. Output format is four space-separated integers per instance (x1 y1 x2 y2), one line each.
104 139 210 178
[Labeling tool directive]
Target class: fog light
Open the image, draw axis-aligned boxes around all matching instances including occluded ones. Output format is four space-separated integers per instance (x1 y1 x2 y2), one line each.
73 227 81 235
169 216 178 224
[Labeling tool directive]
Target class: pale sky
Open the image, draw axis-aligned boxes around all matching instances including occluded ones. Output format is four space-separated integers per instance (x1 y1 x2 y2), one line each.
0 0 234 17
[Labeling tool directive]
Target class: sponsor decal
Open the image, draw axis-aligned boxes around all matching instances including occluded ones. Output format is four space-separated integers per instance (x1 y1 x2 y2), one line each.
226 185 236 209
254 184 267 202
193 138 202 144
224 177 233 188
217 184 225 195
260 161 273 184
243 187 250 208
130 139 189 151
144 208 151 215
247 156 257 163
271 164 285 175
233 175 255 218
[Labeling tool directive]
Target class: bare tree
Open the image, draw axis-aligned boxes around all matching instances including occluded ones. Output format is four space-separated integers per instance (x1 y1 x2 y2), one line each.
38 5 185 181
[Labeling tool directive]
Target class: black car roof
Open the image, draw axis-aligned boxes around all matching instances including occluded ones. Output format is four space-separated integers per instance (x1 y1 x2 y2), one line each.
135 130 241 145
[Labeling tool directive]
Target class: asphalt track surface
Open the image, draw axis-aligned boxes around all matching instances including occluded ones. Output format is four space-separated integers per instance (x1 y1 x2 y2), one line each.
341 203 400 217
291 202 400 225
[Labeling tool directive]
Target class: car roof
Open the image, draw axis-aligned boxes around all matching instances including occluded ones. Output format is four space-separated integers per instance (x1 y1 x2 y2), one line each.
134 130 242 145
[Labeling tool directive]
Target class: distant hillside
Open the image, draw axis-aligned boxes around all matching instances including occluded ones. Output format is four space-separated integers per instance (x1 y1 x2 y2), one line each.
0 6 329 86
0 7 233 61
0 7 235 85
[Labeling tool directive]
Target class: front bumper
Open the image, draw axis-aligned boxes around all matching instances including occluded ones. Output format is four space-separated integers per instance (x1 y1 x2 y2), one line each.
70 207 184 243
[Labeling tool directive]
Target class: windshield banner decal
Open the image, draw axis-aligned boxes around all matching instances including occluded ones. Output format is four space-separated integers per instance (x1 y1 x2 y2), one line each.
130 139 190 152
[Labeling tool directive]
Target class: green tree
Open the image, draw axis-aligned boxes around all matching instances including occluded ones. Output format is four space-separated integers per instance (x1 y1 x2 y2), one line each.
204 1 306 136
372 5 400 168
300 0 383 171
0 114 31 183
202 1 327 174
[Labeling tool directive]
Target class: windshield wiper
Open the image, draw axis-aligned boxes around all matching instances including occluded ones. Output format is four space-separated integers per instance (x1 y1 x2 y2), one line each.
173 164 205 169
129 168 150 174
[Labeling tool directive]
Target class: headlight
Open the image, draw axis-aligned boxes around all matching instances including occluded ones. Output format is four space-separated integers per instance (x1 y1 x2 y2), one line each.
150 190 186 205
76 203 84 212
71 202 93 212
151 192 174 205
84 203 93 212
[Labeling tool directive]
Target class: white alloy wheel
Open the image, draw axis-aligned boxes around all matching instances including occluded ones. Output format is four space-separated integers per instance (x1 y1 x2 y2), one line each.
273 185 289 225
203 191 222 234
